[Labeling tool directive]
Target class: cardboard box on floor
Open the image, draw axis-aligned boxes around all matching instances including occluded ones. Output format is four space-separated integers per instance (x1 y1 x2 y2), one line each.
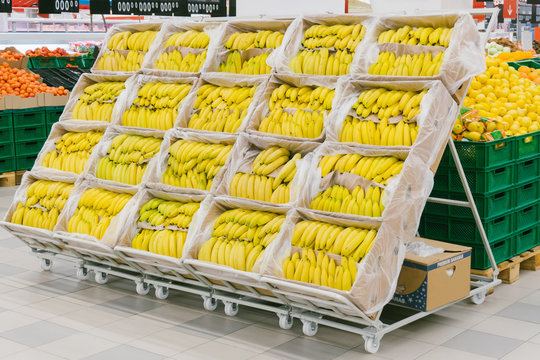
0 47 29 69
392 238 471 312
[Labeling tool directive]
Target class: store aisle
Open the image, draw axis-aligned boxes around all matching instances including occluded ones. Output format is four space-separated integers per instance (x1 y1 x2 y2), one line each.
1 186 540 360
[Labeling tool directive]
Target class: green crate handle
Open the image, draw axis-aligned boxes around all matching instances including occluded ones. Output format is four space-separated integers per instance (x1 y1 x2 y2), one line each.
493 241 505 249
523 135 533 144
494 142 507 150
494 167 507 174
521 228 533 236
494 216 506 224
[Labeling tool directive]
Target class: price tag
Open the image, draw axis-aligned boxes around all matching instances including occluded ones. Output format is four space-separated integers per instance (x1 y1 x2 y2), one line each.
155 0 182 15
0 0 12 14
183 0 227 16
90 0 110 14
112 0 163 15
38 0 79 13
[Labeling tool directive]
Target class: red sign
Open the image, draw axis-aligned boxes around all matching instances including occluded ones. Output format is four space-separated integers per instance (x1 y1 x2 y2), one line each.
504 0 517 19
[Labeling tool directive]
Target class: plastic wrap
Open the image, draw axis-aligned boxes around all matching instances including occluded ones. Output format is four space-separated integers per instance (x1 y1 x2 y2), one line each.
271 14 376 76
32 120 109 177
145 128 239 195
178 73 269 134
91 23 163 75
353 13 486 94
82 125 164 190
205 19 293 74
110 73 199 130
245 74 339 142
218 132 319 206
60 73 131 123
182 195 294 290
142 20 224 76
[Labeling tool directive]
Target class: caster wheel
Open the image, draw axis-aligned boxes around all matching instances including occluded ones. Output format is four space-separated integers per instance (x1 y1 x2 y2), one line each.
76 267 89 280
40 258 52 271
136 282 150 296
278 314 293 330
364 337 380 354
302 321 318 336
224 302 239 316
471 291 486 305
202 296 217 311
155 286 169 300
95 272 108 284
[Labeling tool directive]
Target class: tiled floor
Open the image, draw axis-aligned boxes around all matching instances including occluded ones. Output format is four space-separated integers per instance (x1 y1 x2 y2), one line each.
1 186 540 359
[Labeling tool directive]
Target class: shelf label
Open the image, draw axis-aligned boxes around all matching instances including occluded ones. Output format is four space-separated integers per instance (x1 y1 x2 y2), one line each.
111 0 225 16
90 0 110 14
38 0 80 13
0 0 12 14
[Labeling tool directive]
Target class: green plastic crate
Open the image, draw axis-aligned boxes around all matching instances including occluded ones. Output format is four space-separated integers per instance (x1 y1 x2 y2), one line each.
0 110 12 128
516 157 539 185
13 125 46 142
12 108 46 128
0 127 13 143
420 211 514 245
45 106 64 125
424 187 513 219
15 138 45 156
0 156 15 173
15 154 38 170
506 59 540 70
515 202 539 232
46 123 53 136
515 180 539 208
0 142 15 158
468 236 514 270
28 57 60 69
434 164 515 193
441 137 515 170
516 131 539 159
514 224 540 255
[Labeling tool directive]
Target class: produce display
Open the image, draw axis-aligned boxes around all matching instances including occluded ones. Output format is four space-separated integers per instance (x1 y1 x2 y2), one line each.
25 47 72 57
96 134 163 185
289 24 365 75
122 82 192 130
155 30 210 72
187 84 257 133
97 30 158 71
131 198 200 257
310 185 385 217
72 81 126 122
229 146 301 203
41 131 104 174
10 180 74 231
495 50 533 62
368 52 444 76
162 140 233 191
377 26 453 47
319 154 404 185
0 49 24 61
516 65 540 83
257 83 335 139
66 188 132 239
197 209 285 271
0 63 69 98
485 41 511 57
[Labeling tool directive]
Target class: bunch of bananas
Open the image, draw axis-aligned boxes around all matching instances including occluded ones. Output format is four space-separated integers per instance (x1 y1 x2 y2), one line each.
41 131 104 174
378 26 454 47
72 81 125 122
319 154 404 185
282 249 356 291
290 49 353 76
369 52 445 77
67 188 132 239
310 185 385 217
96 50 145 72
165 30 210 48
303 24 365 51
11 180 74 231
258 84 335 139
340 117 419 146
107 30 158 51
224 31 284 50
353 88 427 121
292 220 377 261
122 82 192 130
131 198 201 257
230 147 301 203
155 51 207 72
162 140 233 191
219 52 271 75
188 84 257 133
198 209 285 271
96 134 162 185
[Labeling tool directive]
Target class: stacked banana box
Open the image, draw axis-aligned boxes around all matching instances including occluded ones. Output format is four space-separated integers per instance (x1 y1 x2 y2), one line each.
1 12 485 316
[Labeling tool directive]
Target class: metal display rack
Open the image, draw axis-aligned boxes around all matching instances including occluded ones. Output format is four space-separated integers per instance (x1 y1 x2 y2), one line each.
0 8 502 354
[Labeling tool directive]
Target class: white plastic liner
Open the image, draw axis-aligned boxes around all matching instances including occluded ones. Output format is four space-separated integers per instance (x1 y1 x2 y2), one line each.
353 13 486 94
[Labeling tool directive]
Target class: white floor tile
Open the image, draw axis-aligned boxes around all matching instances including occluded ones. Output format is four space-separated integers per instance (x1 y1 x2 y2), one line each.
14 297 86 320
87 314 172 343
37 333 118 359
501 342 540 360
1 348 65 360
367 334 435 360
217 325 296 352
47 306 125 332
0 338 29 357
416 346 497 360
127 328 210 357
472 315 540 341
173 340 259 360
0 310 40 332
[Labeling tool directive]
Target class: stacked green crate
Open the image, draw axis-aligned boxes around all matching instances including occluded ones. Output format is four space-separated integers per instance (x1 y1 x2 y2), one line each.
420 131 540 269
45 106 64 133
12 108 47 171
0 110 15 173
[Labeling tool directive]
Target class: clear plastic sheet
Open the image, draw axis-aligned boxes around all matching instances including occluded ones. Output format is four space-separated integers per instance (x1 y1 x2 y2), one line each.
245 74 339 142
353 13 486 94
142 19 223 76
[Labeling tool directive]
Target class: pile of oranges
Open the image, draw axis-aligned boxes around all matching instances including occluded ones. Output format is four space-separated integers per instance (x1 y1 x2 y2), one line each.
0 50 24 61
517 65 540 84
0 62 68 99
496 50 535 62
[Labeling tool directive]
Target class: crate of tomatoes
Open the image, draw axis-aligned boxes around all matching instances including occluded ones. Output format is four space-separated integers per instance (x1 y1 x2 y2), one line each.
26 47 84 69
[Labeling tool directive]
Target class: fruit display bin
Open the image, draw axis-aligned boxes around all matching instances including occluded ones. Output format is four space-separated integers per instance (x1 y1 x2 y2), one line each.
516 131 539 159
440 137 515 169
420 210 514 245
515 157 539 184
12 107 46 128
514 223 540 255
14 139 46 156
506 59 540 70
28 56 89 69
515 180 539 208
45 106 64 126
434 163 514 193
13 125 46 142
